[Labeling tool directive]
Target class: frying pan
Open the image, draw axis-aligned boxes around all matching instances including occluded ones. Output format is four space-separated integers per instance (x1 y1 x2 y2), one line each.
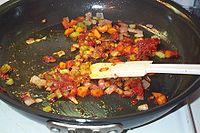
1 0 200 132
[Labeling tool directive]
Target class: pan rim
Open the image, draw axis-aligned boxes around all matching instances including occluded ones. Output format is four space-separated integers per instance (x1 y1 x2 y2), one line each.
0 0 200 126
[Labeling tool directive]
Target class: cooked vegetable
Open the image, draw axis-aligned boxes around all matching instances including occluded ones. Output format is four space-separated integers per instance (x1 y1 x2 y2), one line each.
69 32 80 40
152 92 167 105
5 78 14 85
137 104 149 111
0 87 7 92
26 36 47 45
90 88 104 97
30 75 46 88
68 96 78 104
0 64 12 74
53 50 66 57
155 51 165 58
77 86 89 97
42 55 56 63
0 64 15 85
42 105 52 112
35 98 43 103
28 12 178 111
20 92 36 106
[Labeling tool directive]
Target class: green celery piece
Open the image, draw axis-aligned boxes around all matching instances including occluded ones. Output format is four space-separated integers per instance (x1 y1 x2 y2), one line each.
69 32 80 39
42 105 52 112
60 69 69 74
1 64 12 74
5 78 14 85
77 22 86 28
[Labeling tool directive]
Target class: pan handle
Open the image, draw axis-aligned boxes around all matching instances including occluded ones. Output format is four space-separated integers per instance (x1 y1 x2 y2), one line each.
47 121 123 133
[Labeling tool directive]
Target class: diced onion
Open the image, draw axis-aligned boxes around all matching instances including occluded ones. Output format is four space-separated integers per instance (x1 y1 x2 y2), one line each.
137 104 149 111
142 79 150 89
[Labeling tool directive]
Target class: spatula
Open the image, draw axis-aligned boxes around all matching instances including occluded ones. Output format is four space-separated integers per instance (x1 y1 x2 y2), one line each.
90 61 200 79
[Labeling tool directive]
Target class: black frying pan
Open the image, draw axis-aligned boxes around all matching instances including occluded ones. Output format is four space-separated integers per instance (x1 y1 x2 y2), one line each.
0 0 200 132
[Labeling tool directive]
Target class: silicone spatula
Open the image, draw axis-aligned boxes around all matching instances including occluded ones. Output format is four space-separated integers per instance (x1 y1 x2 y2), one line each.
90 61 200 79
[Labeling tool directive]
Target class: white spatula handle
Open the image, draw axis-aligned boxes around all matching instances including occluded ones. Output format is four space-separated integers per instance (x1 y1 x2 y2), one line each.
146 64 200 75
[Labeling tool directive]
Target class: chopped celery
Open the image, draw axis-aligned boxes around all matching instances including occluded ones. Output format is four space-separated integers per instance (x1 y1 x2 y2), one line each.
60 69 69 74
47 93 56 101
42 105 52 112
69 32 80 39
129 24 136 29
110 51 119 57
83 20 92 26
5 78 14 85
77 22 86 28
55 89 62 99
75 55 81 60
80 63 90 71
155 51 165 58
80 45 89 51
0 64 12 74
129 54 136 61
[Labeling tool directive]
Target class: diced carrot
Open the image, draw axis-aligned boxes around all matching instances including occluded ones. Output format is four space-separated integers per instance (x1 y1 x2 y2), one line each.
75 16 85 21
62 17 70 29
110 32 119 40
115 43 124 52
156 95 167 105
76 27 84 33
152 92 167 105
152 92 162 98
77 86 89 97
88 32 94 37
123 46 132 54
107 23 112 29
107 27 117 34
64 28 74 36
69 19 78 27
97 25 108 33
69 88 77 96
132 47 139 54
65 60 74 69
90 88 104 97
59 62 66 69
92 29 101 39
164 50 178 58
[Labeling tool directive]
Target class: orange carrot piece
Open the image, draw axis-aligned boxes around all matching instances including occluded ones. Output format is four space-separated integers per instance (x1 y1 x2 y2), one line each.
90 88 104 97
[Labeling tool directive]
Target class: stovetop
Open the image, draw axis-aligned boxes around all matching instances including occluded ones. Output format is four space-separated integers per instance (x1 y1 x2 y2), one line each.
0 0 200 133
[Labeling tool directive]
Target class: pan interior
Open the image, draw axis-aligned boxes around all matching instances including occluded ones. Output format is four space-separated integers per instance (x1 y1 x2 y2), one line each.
0 0 200 119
